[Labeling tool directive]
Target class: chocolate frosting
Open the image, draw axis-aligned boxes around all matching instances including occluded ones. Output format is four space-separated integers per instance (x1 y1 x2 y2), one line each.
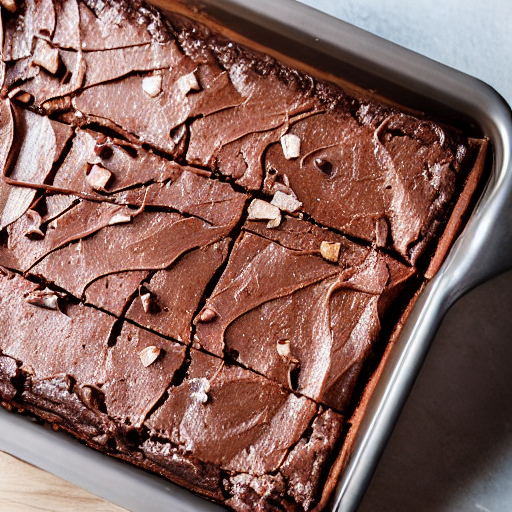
0 273 114 384
0 107 56 230
186 73 317 189
3 0 473 264
160 12 469 262
262 111 462 263
195 230 342 355
19 49 86 107
1 271 186 448
1 200 143 272
78 0 158 50
126 239 230 343
84 270 149 317
82 43 179 89
146 349 318 476
51 128 183 196
195 217 414 411
2 0 56 62
53 0 81 50
99 322 186 428
115 170 248 228
73 67 184 147
72 59 245 154
31 210 231 298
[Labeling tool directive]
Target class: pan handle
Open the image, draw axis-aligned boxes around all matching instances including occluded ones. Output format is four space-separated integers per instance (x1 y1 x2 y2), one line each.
437 88 512 307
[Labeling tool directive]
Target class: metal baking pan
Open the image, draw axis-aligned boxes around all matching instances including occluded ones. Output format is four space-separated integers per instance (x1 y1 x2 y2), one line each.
1 0 511 511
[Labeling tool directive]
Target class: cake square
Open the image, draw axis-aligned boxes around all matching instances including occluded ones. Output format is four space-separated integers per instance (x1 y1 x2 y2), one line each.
194 216 415 411
143 347 344 510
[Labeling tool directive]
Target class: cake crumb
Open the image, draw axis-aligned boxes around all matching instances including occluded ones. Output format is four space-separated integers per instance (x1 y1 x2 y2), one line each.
92 434 109 446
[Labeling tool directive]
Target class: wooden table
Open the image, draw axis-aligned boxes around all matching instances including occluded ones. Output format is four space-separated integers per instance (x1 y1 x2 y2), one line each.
0 451 128 512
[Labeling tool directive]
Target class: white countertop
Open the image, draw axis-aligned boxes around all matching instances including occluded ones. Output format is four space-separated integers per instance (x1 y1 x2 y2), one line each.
299 1 512 511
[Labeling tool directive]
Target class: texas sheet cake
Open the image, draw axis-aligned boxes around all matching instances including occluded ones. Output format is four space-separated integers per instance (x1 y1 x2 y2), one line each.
0 0 487 510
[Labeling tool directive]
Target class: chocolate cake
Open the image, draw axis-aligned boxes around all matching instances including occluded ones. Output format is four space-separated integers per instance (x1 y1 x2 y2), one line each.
0 0 488 510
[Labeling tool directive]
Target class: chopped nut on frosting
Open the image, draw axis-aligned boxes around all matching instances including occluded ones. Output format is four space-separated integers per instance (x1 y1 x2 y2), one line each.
25 288 65 311
139 287 158 314
271 191 302 214
197 307 216 323
140 292 153 313
7 88 33 104
266 215 282 229
320 241 341 263
247 199 281 222
280 133 301 159
142 75 163 97
375 216 390 247
276 339 299 365
177 72 200 95
24 210 45 239
86 165 112 192
14 92 34 104
276 339 292 359
108 212 132 226
139 346 161 367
